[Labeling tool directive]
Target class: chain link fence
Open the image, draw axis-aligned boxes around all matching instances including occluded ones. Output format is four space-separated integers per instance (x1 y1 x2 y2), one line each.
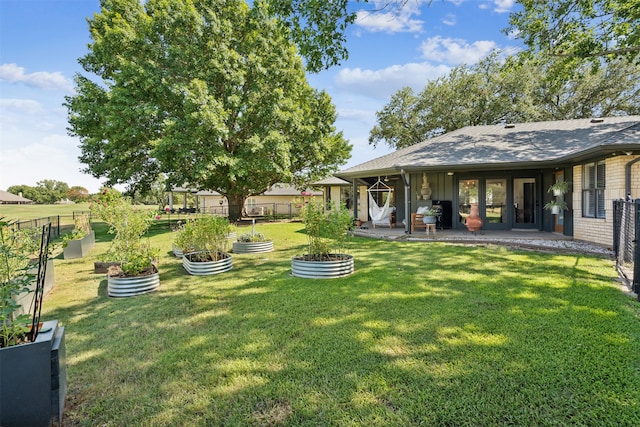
613 199 639 299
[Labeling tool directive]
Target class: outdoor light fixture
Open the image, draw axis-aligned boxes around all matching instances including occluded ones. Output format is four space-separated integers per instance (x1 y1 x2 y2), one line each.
447 172 454 176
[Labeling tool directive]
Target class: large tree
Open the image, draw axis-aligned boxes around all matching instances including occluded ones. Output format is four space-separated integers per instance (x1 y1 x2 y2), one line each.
66 0 350 221
264 0 356 72
370 54 640 150
369 53 534 149
508 0 639 64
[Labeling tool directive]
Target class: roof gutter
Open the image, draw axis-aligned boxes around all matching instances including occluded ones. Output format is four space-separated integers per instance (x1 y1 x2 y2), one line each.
626 155 640 199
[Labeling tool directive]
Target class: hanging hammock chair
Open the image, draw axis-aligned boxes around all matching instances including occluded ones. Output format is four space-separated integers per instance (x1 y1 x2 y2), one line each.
367 178 394 228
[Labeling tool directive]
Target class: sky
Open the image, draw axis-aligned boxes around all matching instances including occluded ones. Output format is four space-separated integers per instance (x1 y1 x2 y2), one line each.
0 0 523 194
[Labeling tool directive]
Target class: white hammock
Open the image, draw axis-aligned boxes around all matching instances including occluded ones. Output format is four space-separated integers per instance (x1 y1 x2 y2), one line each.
368 192 393 226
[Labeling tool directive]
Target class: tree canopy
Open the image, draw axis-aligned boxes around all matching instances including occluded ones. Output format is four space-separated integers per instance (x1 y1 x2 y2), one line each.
66 0 350 221
6 180 78 204
508 0 639 64
370 54 640 150
264 0 356 73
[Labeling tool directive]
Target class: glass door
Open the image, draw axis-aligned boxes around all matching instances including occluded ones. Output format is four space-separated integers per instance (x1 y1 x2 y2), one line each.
485 178 508 229
458 179 479 228
553 171 565 233
513 177 538 228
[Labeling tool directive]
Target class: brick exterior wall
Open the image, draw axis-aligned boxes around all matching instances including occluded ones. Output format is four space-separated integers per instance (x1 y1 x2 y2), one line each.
573 155 639 247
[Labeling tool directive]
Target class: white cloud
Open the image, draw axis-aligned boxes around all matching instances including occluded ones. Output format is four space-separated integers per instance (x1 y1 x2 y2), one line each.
442 14 457 26
0 133 103 193
355 10 423 33
0 98 43 114
355 0 426 34
335 62 452 100
419 36 499 65
493 0 515 13
0 63 74 92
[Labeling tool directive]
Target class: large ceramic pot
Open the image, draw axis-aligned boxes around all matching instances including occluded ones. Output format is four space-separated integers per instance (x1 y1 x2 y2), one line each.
291 254 354 279
423 216 437 224
182 252 232 275
465 204 483 232
232 240 274 254
107 266 160 297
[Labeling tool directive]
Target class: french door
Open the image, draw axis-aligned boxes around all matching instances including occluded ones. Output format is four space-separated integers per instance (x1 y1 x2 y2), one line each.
457 176 539 230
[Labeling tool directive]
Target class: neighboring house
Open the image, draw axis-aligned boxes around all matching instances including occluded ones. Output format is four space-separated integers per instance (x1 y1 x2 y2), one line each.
0 190 33 204
334 116 640 246
169 184 322 216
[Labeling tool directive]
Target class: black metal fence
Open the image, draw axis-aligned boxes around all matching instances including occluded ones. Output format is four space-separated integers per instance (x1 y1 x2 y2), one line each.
197 203 304 220
11 211 91 240
613 199 639 298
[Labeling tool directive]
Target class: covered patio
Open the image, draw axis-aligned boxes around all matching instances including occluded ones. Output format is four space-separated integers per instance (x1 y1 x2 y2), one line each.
351 221 613 256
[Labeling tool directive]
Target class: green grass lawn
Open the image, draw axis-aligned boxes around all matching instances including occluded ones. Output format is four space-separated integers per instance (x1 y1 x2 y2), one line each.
40 221 640 426
0 203 93 221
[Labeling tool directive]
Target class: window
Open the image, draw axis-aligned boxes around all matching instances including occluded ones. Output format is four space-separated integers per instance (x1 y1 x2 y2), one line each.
582 160 606 218
340 187 352 210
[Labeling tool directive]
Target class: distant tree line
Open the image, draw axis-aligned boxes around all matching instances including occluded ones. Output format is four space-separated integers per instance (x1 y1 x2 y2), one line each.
6 176 168 206
369 54 640 150
6 180 88 204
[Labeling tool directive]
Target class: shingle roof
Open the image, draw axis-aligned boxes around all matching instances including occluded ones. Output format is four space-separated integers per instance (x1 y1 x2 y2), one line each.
337 116 640 178
0 190 33 203
312 176 351 186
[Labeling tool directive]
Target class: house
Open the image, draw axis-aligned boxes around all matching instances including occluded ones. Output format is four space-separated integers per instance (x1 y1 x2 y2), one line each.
0 190 33 204
168 184 322 217
334 116 640 246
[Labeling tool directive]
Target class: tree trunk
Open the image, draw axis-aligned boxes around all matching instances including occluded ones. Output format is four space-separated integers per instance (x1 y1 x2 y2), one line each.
227 194 245 222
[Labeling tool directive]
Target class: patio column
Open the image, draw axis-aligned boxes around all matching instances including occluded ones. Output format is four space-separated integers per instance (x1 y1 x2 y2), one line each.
401 169 411 234
352 179 358 221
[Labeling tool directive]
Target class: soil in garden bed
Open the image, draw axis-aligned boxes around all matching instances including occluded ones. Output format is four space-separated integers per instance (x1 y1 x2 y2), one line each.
293 253 352 262
107 264 158 278
184 251 230 262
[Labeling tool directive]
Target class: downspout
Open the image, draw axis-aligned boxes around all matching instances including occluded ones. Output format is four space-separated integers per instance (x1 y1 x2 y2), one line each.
401 169 411 234
625 156 640 200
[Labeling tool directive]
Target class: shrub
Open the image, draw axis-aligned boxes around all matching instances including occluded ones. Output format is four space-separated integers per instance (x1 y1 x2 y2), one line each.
300 200 353 260
0 218 35 347
174 215 231 261
91 189 158 276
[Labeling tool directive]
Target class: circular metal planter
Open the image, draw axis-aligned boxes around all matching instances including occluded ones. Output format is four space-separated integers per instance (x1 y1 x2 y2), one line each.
232 240 274 254
172 244 183 258
291 254 354 279
182 252 233 276
107 267 160 297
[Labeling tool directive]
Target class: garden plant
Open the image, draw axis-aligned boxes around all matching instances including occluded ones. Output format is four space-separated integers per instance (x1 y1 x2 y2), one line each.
90 188 158 276
35 221 640 425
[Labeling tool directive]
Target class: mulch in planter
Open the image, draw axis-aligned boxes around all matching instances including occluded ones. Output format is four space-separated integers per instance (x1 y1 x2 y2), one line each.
184 251 230 262
293 253 351 262
107 264 158 278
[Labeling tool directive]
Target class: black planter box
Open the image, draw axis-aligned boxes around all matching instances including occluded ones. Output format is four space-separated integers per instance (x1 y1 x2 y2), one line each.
0 320 66 427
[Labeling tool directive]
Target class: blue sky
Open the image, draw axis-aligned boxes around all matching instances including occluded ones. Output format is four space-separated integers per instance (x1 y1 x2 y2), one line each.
0 0 522 193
